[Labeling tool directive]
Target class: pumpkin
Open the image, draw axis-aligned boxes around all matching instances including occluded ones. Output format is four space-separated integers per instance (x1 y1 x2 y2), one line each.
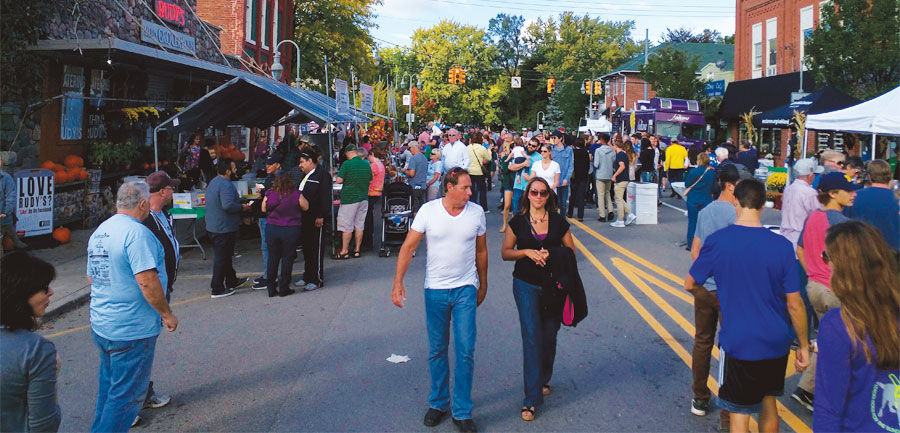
52 164 66 172
54 171 68 184
143 163 150 170
2 236 14 251
52 227 71 244
235 151 245 161
64 155 80 168
40 160 55 170
79 168 88 180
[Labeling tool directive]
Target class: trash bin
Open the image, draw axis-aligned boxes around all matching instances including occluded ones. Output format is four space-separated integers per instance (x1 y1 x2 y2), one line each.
634 182 658 224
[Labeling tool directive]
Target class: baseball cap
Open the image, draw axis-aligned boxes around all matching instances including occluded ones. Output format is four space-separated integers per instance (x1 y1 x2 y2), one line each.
298 150 317 161
343 144 358 153
818 172 863 192
146 171 180 192
793 158 824 177
266 154 283 165
550 130 565 138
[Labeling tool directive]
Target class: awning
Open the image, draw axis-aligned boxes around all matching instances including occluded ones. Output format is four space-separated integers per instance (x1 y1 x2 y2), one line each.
752 87 859 128
719 71 815 120
807 86 900 135
157 74 370 133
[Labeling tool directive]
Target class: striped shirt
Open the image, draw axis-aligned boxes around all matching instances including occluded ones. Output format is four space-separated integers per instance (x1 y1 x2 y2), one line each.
336 156 372 204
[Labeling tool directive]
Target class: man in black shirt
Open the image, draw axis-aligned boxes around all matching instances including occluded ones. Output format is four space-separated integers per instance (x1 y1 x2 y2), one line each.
294 149 333 290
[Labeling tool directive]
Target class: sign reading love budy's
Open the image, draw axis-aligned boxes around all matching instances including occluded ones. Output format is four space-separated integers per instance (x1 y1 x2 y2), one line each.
15 169 54 237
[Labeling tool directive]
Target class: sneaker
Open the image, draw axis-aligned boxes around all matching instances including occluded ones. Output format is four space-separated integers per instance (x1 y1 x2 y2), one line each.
226 277 249 290
304 282 320 292
211 288 236 299
607 212 615 220
251 279 268 290
253 276 266 285
597 216 608 222
610 220 626 228
293 279 309 288
625 213 637 226
484 210 491 214
791 387 814 411
690 398 709 416
144 392 171 409
131 416 142 428
423 408 447 427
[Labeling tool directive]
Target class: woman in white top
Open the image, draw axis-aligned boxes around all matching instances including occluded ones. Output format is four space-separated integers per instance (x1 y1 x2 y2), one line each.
524 143 561 193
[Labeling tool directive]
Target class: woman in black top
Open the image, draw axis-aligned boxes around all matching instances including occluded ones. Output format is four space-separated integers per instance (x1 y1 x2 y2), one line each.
567 137 591 220
500 177 575 422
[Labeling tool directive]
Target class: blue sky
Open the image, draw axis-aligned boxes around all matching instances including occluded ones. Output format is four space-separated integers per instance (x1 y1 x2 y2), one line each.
370 0 736 49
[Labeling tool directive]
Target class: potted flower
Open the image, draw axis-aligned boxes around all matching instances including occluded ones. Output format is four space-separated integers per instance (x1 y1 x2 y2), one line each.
766 171 787 210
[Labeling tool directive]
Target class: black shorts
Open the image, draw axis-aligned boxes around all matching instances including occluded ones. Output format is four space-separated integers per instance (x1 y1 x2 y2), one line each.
717 350 788 414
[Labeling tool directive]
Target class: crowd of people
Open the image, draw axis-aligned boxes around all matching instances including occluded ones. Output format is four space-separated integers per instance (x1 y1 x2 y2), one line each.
1 119 898 433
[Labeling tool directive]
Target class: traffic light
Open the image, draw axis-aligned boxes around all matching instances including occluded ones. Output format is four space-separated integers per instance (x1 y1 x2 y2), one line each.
448 66 466 85
583 80 591 94
448 68 455 84
592 80 603 95
459 68 466 84
547 77 556 93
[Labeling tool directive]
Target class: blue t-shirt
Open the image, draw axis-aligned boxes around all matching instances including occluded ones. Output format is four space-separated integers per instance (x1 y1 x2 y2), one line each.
689 225 801 360
693 201 737 292
408 152 429 188
843 186 899 251
515 152 543 190
813 308 900 433
87 214 167 341
613 151 629 183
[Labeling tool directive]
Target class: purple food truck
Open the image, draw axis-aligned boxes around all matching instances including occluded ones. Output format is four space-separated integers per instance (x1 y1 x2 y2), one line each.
620 98 707 150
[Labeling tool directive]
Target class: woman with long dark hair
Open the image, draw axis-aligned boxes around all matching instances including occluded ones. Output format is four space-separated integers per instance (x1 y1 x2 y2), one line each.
501 177 576 421
262 173 309 297
813 221 899 432
1 252 62 432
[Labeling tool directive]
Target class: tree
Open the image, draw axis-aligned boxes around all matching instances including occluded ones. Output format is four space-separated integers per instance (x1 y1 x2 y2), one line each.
661 27 725 43
487 14 527 77
804 0 899 99
542 90 565 130
293 0 381 94
639 45 706 100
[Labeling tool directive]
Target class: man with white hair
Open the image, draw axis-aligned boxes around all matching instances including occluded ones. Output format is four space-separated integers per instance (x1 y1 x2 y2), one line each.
441 129 471 171
87 181 178 432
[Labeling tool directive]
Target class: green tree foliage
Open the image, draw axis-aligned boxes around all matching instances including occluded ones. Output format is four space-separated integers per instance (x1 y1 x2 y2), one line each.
661 28 726 43
0 0 53 101
293 0 381 94
486 13 528 127
542 90 565 130
639 45 706 100
409 20 503 125
804 0 899 99
527 14 640 128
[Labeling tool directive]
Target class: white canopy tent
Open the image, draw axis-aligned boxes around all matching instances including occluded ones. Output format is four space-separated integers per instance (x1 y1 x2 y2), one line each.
805 86 900 158
578 117 612 133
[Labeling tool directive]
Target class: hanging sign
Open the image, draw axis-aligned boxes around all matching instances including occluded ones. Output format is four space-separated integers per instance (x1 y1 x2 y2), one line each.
387 87 397 116
61 65 84 141
335 79 351 115
141 19 196 55
155 0 186 26
511 76 521 88
15 169 54 237
359 83 374 113
402 94 411 106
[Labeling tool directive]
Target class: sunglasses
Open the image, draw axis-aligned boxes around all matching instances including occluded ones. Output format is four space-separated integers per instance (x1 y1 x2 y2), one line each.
541 149 550 153
529 189 550 197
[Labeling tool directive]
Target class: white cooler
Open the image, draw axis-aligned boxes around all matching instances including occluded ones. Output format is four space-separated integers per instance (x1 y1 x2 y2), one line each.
633 182 658 224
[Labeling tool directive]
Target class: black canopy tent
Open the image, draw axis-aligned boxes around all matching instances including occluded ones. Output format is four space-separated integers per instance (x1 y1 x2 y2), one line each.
752 87 859 128
719 71 816 120
153 74 369 167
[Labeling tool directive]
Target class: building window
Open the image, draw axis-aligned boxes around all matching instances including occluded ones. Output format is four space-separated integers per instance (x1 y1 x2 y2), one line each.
262 1 269 49
245 0 255 43
766 18 777 76
277 10 283 46
800 6 813 71
751 23 763 78
760 128 782 156
273 7 279 49
754 43 762 69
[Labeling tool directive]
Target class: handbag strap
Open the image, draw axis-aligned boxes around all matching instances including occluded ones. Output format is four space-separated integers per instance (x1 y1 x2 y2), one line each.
684 167 712 193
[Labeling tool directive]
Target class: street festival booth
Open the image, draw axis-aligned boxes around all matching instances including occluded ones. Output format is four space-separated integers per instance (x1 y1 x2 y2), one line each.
805 86 900 160
153 74 369 257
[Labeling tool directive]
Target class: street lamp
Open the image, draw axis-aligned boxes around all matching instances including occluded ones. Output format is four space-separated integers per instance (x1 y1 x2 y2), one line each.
401 73 421 134
271 40 301 87
536 111 545 131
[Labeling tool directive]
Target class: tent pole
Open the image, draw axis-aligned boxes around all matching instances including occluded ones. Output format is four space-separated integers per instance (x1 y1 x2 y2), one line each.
871 134 876 160
327 118 336 258
801 129 808 159
153 124 161 172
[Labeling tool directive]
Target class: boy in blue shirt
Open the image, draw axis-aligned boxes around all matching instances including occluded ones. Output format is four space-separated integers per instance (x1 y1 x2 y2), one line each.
685 178 810 433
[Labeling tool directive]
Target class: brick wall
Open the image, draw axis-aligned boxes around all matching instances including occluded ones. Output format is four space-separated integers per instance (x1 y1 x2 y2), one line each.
197 0 244 56
603 73 658 114
735 0 825 81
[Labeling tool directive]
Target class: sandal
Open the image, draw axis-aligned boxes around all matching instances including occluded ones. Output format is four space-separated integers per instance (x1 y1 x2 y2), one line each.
351 249 361 258
332 252 350 260
542 385 551 396
521 406 535 421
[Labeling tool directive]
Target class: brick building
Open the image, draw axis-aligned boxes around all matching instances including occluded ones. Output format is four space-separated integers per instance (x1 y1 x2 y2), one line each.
198 0 295 83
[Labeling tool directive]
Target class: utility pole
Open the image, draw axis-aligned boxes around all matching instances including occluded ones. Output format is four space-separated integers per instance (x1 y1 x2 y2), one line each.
643 29 649 100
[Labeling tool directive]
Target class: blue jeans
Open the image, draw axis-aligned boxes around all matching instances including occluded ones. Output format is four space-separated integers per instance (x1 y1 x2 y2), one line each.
641 171 654 183
91 331 158 433
686 201 708 246
511 188 524 215
556 184 569 214
259 218 268 280
512 278 562 407
424 286 477 420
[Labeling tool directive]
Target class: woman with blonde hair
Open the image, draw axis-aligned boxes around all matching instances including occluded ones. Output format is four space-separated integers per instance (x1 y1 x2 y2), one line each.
813 220 899 432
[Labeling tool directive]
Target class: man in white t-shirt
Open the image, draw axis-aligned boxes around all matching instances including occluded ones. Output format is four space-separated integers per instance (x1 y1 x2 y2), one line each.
392 166 488 433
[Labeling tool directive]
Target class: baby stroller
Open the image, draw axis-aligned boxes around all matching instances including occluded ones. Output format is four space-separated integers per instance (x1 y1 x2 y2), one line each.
378 182 414 257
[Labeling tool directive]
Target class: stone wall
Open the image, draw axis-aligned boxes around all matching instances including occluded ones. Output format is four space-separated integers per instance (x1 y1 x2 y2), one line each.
1 102 42 174
46 0 225 65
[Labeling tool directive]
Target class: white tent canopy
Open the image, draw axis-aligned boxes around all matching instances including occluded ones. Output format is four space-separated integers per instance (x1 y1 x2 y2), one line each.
578 117 612 133
806 86 900 135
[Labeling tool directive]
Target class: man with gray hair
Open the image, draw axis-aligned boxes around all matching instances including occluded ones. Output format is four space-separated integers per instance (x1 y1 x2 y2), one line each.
86 181 178 432
441 129 471 171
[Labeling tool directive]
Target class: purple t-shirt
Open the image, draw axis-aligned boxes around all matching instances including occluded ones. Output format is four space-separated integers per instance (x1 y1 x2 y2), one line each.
264 189 302 227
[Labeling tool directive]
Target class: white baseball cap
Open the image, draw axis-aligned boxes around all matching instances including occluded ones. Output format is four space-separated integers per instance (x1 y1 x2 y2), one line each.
793 158 825 176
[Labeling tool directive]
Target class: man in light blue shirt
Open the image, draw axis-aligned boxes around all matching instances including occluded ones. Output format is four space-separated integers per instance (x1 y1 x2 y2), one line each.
87 181 178 433
550 131 574 213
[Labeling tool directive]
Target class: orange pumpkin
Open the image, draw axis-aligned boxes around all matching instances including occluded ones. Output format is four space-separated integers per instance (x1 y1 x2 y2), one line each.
2 236 14 251
79 168 88 180
52 164 66 172
64 155 80 168
40 160 55 170
143 163 150 170
54 171 68 184
52 227 71 244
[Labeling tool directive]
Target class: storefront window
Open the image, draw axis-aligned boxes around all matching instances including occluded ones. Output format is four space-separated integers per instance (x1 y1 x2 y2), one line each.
759 128 782 156
250 0 258 42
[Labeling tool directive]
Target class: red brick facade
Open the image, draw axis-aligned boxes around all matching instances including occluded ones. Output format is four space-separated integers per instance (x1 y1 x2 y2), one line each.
734 0 829 81
198 0 294 82
603 73 658 113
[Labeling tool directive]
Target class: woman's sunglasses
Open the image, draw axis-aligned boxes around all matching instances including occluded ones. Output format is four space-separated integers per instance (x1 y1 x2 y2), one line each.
529 189 549 197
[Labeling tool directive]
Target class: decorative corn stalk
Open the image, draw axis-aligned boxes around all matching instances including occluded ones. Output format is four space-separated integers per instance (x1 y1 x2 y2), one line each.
792 109 806 159
739 107 760 145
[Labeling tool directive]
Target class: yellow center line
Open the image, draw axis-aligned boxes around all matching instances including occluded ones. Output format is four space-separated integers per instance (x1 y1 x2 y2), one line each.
573 234 811 433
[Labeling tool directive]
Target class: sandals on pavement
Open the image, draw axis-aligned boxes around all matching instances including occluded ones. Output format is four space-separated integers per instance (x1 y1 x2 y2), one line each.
521 406 535 421
332 252 350 260
351 249 361 258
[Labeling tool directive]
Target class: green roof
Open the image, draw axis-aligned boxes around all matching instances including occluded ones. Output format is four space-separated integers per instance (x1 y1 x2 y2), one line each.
601 42 734 78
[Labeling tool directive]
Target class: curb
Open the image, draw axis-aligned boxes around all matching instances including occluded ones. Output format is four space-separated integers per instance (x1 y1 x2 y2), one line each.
42 286 91 323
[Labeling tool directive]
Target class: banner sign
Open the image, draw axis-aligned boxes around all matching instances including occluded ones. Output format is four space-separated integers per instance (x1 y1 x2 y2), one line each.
705 80 725 97
61 65 85 141
402 94 411 106
15 169 54 237
359 83 374 113
387 88 397 116
334 79 350 115
155 0 186 26
141 19 196 55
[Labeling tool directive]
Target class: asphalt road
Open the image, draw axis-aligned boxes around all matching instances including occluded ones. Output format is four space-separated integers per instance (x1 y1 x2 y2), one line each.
39 186 812 432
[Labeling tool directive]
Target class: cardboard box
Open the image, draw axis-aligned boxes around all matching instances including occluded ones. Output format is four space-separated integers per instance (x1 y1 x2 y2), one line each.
173 193 192 209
